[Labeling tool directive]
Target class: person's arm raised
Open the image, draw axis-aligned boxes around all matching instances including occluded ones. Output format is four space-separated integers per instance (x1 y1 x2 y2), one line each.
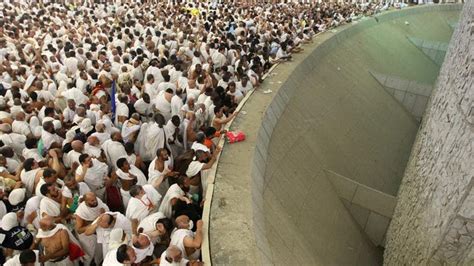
75 163 89 183
218 111 239 125
183 220 203 249
202 146 222 170
84 215 102 236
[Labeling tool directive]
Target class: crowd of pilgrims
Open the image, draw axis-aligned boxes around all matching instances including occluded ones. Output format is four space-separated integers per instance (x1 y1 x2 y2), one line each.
0 0 381 265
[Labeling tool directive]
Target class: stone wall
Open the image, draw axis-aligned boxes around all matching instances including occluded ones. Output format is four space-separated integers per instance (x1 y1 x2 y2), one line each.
384 2 473 264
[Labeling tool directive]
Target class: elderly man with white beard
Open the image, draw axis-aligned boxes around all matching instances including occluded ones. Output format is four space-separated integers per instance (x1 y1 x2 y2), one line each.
75 192 109 265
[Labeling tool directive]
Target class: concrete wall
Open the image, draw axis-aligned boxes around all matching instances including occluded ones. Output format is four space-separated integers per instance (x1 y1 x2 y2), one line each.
209 5 462 265
384 2 473 264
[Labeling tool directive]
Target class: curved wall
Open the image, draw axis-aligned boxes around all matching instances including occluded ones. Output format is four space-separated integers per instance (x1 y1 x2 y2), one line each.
209 5 462 265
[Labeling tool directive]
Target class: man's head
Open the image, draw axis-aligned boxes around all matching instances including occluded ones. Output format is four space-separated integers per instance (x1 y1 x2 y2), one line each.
23 158 38 171
175 215 192 230
83 192 98 208
43 121 55 133
19 250 37 266
40 183 59 198
96 123 106 133
112 132 123 143
64 174 78 191
196 131 205 144
133 233 151 249
205 127 217 138
44 107 55 118
155 217 173 237
102 62 111 72
156 148 169 161
214 106 223 118
39 215 54 231
15 112 25 121
194 149 210 163
165 245 184 264
129 185 144 198
98 213 115 228
67 99 76 110
116 157 130 171
142 93 150 104
171 115 180 127
154 113 165 127
116 244 136 264
71 140 84 152
79 154 93 167
87 136 100 146
187 96 195 107
43 168 58 183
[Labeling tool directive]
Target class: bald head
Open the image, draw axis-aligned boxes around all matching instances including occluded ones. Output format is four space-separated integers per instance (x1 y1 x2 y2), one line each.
84 192 98 208
134 234 151 249
175 215 191 229
39 216 54 231
71 140 84 152
15 112 25 121
96 123 105 132
165 245 183 263
112 132 122 142
87 136 99 146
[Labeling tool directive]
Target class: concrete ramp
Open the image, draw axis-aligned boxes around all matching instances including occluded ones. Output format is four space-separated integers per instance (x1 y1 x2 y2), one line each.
209 5 462 265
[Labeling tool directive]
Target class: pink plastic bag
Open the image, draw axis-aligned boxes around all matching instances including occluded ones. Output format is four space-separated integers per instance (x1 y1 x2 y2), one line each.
226 131 246 144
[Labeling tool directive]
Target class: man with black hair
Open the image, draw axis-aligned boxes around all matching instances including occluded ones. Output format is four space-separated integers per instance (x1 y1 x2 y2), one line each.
34 167 64 198
103 243 136 265
41 121 63 150
212 106 238 131
158 73 177 94
138 212 173 245
4 249 40 266
38 183 63 220
75 154 108 198
115 157 147 207
20 158 41 196
134 92 153 118
102 132 127 168
22 137 44 162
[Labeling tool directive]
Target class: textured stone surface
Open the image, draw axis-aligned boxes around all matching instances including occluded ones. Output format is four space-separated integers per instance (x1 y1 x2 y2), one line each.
384 2 473 265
